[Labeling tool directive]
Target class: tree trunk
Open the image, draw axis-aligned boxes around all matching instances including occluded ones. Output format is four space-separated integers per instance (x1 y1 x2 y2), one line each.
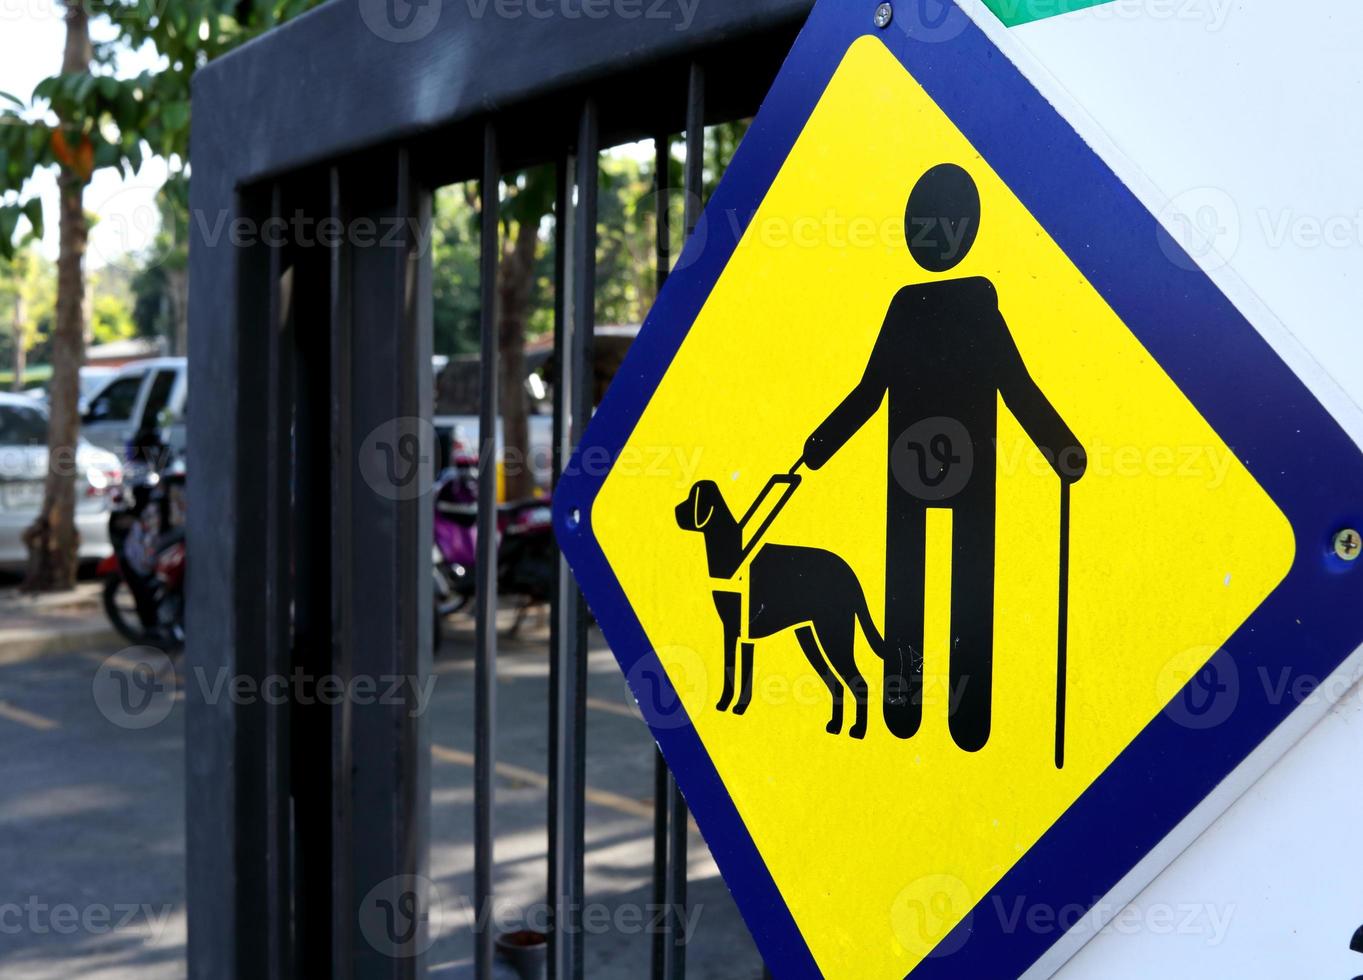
22 2 89 592
10 291 24 393
496 217 540 502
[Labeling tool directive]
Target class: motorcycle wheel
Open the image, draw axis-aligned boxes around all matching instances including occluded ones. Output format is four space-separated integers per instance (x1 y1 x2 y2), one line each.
157 595 186 653
102 575 155 647
434 563 471 618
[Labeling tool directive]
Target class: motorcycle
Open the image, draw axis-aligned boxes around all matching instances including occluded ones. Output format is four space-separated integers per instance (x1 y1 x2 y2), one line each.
433 448 556 645
98 439 187 651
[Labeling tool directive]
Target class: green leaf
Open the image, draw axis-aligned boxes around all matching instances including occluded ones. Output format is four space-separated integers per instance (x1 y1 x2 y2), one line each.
21 199 43 242
116 86 139 123
0 90 22 110
73 73 98 104
122 139 143 177
26 124 48 155
93 139 120 171
0 206 20 251
31 76 59 103
161 101 189 135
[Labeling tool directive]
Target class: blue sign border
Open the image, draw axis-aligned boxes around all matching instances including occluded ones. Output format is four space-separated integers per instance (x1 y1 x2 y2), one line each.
554 0 1363 975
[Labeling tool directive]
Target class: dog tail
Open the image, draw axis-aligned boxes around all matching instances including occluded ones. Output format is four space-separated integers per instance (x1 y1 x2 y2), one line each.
855 590 885 659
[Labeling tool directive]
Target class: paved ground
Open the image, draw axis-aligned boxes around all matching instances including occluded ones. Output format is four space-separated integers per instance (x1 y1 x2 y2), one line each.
0 609 766 979
0 583 120 663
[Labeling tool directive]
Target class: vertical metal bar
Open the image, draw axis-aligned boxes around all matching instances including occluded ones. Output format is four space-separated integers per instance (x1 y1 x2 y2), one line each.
651 755 670 975
650 131 673 980
654 135 673 289
550 96 599 980
346 148 431 980
547 149 577 980
291 180 341 979
475 121 502 980
328 165 356 980
186 176 246 980
664 61 707 980
262 181 295 980
549 98 599 980
570 99 599 980
187 173 278 980
407 154 436 980
684 64 707 240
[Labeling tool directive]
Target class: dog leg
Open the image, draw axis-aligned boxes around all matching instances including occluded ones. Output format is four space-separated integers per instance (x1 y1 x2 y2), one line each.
847 672 869 740
733 642 755 715
713 591 742 713
823 619 868 740
716 628 736 712
796 625 843 735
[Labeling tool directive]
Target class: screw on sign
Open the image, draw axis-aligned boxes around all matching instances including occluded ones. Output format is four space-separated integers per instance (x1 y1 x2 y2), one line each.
1334 528 1361 562
554 0 1363 975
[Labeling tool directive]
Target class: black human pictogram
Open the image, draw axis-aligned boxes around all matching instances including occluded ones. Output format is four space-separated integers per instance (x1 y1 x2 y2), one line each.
675 477 884 739
804 163 1087 753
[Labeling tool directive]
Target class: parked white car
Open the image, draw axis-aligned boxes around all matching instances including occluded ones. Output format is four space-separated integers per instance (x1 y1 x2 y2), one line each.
25 366 119 409
0 393 124 572
81 357 187 457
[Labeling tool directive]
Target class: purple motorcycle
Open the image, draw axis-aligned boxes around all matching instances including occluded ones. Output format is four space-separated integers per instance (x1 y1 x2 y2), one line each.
433 451 556 641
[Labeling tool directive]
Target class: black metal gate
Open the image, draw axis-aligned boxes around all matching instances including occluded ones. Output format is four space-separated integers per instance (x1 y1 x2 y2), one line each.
186 3 813 978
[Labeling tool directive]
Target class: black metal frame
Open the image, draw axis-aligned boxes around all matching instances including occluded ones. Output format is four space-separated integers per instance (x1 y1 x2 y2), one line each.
187 2 812 978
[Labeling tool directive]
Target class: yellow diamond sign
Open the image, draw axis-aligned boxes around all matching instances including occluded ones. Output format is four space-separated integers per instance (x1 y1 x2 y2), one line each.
553 4 1359 978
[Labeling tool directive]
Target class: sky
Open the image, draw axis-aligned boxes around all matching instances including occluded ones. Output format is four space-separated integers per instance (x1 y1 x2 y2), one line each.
0 1 167 269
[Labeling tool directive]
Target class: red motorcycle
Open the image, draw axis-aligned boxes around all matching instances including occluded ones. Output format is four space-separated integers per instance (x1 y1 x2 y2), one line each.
99 452 186 651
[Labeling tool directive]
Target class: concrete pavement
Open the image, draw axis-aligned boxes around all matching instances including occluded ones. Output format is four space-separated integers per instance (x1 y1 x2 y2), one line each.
0 614 768 979
0 583 121 664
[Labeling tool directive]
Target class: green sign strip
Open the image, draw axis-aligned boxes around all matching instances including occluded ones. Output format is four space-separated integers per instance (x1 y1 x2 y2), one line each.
983 0 1121 28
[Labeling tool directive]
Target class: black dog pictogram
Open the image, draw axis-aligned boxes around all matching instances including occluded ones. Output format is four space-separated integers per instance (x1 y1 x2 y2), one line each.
675 479 884 739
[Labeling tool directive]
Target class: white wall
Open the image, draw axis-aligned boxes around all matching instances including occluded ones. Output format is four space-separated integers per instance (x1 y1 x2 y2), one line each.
964 1 1363 974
